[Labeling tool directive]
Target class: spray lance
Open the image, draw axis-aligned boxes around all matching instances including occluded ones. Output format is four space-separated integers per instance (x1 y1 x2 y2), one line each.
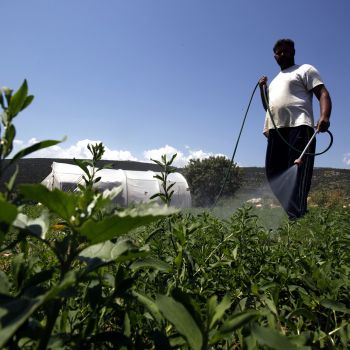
213 81 333 206
293 129 317 166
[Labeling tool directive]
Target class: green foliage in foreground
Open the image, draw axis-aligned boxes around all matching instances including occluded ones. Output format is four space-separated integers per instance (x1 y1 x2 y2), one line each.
1 204 350 349
1 80 350 349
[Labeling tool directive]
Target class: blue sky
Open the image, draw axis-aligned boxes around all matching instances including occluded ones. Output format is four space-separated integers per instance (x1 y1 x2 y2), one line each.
2 0 349 168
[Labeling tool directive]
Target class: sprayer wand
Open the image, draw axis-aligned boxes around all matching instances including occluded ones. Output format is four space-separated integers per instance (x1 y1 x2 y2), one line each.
293 129 318 166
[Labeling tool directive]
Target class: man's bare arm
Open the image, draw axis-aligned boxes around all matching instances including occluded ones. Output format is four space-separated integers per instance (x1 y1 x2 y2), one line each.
313 84 332 132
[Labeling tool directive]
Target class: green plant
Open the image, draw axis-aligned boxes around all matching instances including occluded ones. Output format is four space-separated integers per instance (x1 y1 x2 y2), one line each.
73 142 106 192
0 81 175 349
150 153 177 206
0 80 61 200
309 188 349 209
183 156 241 207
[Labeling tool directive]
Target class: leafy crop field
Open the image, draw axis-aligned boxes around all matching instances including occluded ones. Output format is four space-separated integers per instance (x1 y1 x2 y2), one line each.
133 206 350 349
1 203 350 349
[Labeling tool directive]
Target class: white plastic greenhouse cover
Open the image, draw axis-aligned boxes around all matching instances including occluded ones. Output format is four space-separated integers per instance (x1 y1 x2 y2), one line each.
41 162 191 208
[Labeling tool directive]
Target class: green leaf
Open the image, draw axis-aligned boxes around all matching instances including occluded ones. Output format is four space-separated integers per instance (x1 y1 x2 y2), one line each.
321 300 350 314
262 296 278 316
153 174 164 181
94 176 101 183
0 295 45 348
130 257 171 273
150 158 163 167
173 226 185 244
132 291 164 325
79 239 141 264
233 245 238 260
20 95 34 111
7 79 28 117
13 211 50 239
208 295 231 329
4 165 19 193
2 124 16 157
0 199 18 224
174 247 183 270
19 184 79 222
156 295 203 350
3 87 13 106
22 269 55 293
149 193 160 200
0 271 10 295
74 158 91 177
1 111 9 125
9 139 64 165
213 311 259 340
79 205 177 244
0 90 4 109
286 308 318 322
251 324 303 350
0 271 77 349
166 182 175 191
169 153 177 165
11 253 26 291
46 270 78 299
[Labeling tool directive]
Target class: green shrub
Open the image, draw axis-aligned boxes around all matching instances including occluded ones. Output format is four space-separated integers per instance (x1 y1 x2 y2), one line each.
183 156 241 207
309 188 349 208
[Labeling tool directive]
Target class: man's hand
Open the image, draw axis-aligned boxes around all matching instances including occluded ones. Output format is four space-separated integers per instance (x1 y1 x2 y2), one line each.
259 76 269 111
316 117 330 132
258 76 268 87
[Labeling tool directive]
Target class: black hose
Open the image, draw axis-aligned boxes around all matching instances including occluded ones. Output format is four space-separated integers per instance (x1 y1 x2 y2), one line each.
213 82 259 207
262 84 333 156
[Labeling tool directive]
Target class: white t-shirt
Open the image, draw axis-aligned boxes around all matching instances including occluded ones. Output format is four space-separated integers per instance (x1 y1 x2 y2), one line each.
263 64 324 134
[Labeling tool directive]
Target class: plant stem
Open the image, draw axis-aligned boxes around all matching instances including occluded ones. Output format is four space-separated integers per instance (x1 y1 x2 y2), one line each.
37 301 61 350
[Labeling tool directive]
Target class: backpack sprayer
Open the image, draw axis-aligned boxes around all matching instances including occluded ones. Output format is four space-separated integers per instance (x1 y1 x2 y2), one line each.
213 81 333 206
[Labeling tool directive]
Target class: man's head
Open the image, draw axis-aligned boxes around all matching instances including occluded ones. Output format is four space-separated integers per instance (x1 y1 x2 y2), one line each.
273 38 295 70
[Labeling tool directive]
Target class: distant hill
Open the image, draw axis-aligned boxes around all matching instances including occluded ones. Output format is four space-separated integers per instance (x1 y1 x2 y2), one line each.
1 159 349 198
239 167 269 195
239 166 350 199
310 167 350 197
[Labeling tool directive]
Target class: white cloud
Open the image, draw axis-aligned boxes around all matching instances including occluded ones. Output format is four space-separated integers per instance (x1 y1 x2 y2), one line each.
143 145 185 166
143 145 226 167
343 153 350 166
12 138 226 167
13 139 24 146
103 148 137 161
184 147 226 166
13 138 137 161
188 149 225 160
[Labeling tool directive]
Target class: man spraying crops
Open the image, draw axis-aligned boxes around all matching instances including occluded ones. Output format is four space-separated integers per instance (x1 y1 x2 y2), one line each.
258 38 332 220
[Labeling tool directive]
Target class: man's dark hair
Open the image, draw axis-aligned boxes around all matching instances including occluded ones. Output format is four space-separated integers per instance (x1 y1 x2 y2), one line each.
273 39 295 53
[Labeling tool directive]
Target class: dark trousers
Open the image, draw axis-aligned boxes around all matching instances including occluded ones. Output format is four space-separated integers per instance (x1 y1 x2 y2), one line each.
265 125 316 219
